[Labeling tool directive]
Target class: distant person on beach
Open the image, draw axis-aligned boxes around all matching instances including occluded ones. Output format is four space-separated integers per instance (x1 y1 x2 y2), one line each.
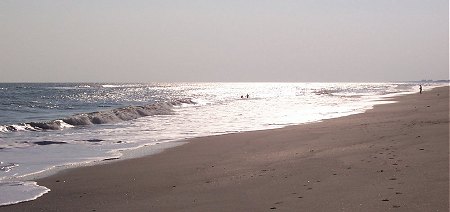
419 85 423 94
246 94 249 98
241 95 244 99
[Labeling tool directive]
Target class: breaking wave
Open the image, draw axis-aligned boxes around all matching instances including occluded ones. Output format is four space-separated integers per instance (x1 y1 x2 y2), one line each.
0 99 195 132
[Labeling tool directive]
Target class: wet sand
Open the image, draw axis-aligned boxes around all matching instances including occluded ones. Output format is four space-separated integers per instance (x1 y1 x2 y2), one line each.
2 86 448 212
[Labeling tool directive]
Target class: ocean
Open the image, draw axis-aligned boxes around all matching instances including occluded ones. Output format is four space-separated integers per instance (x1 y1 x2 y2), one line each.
0 82 441 206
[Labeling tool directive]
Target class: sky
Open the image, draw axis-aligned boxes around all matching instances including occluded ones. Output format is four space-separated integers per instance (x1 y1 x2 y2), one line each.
0 0 448 82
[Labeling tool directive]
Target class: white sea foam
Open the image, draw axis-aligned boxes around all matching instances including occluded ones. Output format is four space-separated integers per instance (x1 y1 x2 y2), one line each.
0 82 445 206
0 162 19 173
0 181 50 206
0 99 195 133
77 85 91 88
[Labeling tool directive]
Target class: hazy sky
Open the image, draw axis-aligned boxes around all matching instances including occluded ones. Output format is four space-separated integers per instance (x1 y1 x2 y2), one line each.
1 0 448 82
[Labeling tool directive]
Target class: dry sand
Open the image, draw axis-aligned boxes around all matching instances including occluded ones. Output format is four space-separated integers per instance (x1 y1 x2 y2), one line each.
2 86 448 212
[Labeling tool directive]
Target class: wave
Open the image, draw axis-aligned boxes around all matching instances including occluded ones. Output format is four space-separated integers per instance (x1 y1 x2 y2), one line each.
0 162 19 172
0 99 195 132
101 84 142 88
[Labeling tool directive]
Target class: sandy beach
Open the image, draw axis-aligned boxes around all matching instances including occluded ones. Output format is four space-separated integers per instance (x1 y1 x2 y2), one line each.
2 86 448 212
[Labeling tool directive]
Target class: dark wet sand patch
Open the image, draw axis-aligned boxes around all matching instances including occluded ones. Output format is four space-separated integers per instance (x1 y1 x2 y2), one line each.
33 141 68 145
102 158 120 161
85 139 104 142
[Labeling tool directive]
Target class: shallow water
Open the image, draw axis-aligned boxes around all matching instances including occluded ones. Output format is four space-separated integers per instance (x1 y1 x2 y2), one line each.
0 82 442 206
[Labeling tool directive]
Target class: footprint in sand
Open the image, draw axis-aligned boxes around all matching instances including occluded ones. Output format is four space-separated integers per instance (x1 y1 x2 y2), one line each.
273 201 283 205
389 178 397 181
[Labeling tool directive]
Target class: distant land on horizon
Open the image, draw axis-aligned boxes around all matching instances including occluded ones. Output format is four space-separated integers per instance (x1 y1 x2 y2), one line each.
416 79 450 83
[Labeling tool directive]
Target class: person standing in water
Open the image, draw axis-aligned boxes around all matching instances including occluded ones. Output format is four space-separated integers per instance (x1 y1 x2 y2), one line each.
419 85 423 94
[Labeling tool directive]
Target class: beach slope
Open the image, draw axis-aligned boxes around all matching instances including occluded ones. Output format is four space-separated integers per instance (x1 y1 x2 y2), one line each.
2 87 449 212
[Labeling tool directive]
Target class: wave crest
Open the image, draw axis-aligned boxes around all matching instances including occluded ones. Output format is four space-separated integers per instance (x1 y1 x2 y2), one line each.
0 99 195 132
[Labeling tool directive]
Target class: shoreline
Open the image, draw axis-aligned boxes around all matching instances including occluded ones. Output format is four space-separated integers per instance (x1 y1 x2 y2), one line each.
2 86 448 211
5 85 418 182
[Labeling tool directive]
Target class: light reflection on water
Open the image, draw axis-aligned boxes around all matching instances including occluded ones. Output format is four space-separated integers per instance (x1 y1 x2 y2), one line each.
0 82 444 206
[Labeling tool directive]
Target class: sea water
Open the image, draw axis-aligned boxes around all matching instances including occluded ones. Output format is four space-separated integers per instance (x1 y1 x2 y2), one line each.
0 82 443 206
